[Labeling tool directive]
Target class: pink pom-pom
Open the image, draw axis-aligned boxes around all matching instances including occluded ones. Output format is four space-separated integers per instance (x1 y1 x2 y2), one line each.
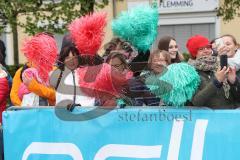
68 12 107 56
18 83 31 100
23 68 38 80
77 63 130 99
21 33 58 83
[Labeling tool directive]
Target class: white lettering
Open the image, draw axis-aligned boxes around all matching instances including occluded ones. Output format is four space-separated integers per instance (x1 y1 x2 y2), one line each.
160 0 193 8
94 144 162 160
167 119 184 160
190 119 208 160
22 142 83 160
21 119 208 159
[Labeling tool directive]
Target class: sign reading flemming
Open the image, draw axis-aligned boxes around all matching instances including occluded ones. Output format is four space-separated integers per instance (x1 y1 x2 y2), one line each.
127 0 218 13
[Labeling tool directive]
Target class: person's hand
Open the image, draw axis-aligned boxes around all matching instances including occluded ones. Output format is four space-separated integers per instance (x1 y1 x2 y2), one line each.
102 99 117 108
228 67 237 84
178 52 185 61
22 72 34 86
215 66 229 82
217 45 228 56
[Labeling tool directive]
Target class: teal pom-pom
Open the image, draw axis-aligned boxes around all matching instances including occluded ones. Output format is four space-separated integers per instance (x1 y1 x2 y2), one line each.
112 6 158 52
146 63 200 107
145 69 173 97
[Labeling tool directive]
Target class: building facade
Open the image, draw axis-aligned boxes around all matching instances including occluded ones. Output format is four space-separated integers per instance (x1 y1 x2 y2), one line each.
127 0 240 52
1 0 240 64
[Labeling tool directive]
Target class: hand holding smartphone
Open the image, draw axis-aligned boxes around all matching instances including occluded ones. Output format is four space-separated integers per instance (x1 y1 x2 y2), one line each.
220 54 228 69
215 38 228 69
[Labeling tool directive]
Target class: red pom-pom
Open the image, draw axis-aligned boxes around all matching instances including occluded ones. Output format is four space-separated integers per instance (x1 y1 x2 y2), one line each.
77 63 131 99
21 33 58 83
68 12 107 56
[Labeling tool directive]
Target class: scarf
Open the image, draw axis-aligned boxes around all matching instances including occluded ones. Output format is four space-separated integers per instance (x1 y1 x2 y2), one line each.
188 56 218 71
188 56 230 99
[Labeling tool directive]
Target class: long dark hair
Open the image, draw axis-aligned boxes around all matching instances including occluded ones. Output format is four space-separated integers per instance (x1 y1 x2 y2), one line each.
57 45 80 70
158 36 181 63
58 34 104 71
0 40 6 67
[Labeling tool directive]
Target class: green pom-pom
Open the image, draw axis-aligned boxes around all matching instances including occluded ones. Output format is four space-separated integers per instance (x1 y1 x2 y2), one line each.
145 70 173 97
112 6 158 52
146 63 200 107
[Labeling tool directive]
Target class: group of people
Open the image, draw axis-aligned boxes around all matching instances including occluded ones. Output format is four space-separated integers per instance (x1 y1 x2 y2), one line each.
0 6 240 125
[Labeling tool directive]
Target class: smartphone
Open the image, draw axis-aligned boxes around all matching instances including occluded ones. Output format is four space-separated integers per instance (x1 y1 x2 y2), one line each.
220 54 228 69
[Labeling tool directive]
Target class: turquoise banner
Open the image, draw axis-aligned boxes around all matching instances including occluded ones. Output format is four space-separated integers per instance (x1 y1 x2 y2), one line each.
2 107 240 160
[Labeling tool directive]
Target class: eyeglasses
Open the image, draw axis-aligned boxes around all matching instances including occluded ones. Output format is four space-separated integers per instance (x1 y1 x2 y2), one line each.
111 62 124 68
198 46 212 51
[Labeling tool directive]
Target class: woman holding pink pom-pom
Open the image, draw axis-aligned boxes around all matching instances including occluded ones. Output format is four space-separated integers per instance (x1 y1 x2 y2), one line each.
10 32 57 106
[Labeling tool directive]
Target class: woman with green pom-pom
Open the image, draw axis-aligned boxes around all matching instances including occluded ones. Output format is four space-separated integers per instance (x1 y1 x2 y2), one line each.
104 50 161 107
144 49 200 107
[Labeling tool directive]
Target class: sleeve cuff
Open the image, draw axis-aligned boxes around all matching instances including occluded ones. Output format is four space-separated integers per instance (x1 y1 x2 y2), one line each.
28 79 38 91
213 79 223 88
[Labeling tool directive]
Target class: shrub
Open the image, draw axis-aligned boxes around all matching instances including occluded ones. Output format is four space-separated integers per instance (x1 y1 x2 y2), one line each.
5 64 24 77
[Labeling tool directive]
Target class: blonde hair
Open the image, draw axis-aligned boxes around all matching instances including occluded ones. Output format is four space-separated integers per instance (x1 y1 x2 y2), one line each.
221 34 237 46
237 43 240 49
